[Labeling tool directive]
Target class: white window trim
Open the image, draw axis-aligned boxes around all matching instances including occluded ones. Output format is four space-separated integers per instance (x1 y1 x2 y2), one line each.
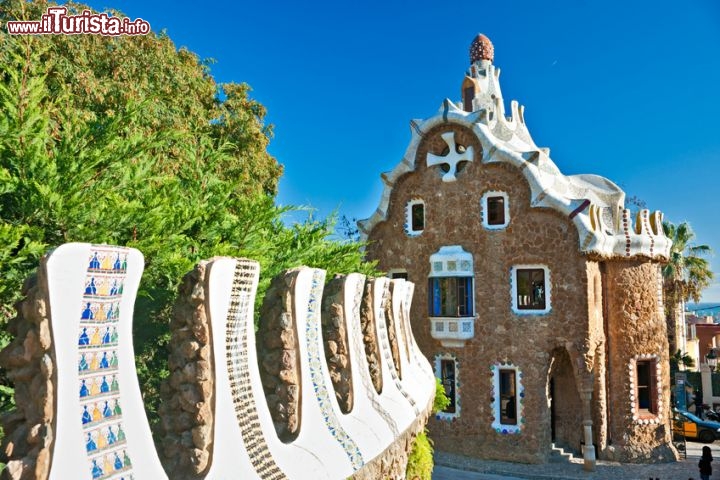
629 354 663 424
491 363 524 434
405 199 425 236
510 264 551 315
481 191 510 230
434 353 460 420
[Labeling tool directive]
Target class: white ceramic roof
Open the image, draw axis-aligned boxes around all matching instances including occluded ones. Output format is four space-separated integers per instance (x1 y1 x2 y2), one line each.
359 61 671 261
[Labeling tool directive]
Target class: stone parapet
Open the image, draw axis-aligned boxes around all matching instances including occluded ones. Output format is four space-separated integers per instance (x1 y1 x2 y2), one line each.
0 243 435 479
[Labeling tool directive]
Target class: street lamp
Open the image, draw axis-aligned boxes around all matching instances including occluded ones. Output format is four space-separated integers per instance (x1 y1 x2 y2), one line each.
707 349 718 373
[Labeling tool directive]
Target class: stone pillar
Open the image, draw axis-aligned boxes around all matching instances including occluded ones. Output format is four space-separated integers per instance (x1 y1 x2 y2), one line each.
700 363 713 407
580 382 596 471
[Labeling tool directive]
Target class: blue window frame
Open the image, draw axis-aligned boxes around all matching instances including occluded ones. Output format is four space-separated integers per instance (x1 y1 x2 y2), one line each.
428 277 473 317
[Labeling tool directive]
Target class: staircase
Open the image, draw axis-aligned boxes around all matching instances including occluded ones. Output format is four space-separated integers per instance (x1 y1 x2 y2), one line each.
549 443 578 463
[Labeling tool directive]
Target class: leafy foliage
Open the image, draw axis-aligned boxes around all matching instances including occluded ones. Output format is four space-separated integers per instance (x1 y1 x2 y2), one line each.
433 376 451 414
670 349 696 372
662 221 714 307
0 2 376 426
405 378 449 480
405 429 434 480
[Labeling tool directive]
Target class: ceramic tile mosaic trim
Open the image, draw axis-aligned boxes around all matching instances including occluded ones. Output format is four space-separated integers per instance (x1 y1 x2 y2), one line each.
306 270 364 471
225 260 288 480
79 246 134 480
377 285 419 416
350 279 399 437
403 286 435 384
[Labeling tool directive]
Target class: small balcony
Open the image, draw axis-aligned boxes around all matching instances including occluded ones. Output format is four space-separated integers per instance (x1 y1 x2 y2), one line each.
430 316 475 348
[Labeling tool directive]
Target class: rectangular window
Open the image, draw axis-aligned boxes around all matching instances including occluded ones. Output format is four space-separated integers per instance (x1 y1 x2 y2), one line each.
463 86 475 112
487 196 505 225
428 277 473 317
440 359 456 413
389 270 408 280
500 369 517 425
516 269 546 310
411 203 424 231
636 359 658 415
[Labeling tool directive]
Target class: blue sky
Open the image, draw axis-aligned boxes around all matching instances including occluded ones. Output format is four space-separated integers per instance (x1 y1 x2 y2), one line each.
70 0 720 301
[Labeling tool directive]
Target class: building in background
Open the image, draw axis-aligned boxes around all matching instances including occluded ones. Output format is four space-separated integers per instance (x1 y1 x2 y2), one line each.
360 34 677 466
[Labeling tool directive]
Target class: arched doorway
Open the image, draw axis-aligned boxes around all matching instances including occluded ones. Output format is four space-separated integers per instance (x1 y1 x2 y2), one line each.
548 348 583 454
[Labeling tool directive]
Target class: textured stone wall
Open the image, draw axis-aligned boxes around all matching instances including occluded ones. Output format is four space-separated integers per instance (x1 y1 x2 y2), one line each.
365 123 608 463
0 272 54 480
382 283 403 380
256 269 302 442
0 250 435 479
321 276 354 413
360 280 383 394
158 261 215 478
603 260 676 463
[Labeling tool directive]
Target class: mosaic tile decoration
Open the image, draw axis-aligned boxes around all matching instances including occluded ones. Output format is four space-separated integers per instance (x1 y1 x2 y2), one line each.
306 270 364 471
404 285 435 384
78 246 134 480
349 278 399 437
376 282 419 416
490 362 525 435
628 354 663 425
225 260 288 480
434 353 461 421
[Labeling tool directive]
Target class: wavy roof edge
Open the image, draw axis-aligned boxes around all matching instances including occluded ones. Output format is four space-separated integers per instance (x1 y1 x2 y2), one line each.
358 100 671 261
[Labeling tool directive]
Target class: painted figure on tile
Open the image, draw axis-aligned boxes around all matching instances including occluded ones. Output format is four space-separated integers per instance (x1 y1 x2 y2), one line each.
118 281 124 295
79 353 89 371
86 432 97 452
79 328 90 346
107 425 117 445
95 303 107 322
103 454 114 475
80 379 90 398
103 400 113 418
113 399 122 416
90 327 102 346
97 428 108 449
121 255 127 272
82 405 92 424
102 327 112 345
90 377 101 396
110 351 118 368
89 352 99 371
110 280 119 296
111 326 119 344
89 252 101 270
114 452 124 471
123 450 131 468
85 278 97 295
116 423 125 441
81 303 94 320
99 352 109 369
91 459 103 479
98 278 110 296
113 253 122 272
100 253 112 271
111 375 119 392
92 403 102 422
100 376 110 393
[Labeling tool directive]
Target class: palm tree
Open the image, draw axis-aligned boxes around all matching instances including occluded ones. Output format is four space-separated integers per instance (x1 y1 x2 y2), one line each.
670 349 696 372
663 221 714 354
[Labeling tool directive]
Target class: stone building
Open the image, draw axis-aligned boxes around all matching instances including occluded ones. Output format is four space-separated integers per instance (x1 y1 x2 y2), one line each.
359 34 677 465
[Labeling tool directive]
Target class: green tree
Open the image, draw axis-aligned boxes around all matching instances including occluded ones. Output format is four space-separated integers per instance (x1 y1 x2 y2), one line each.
0 2 376 425
670 349 696 373
663 221 714 353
